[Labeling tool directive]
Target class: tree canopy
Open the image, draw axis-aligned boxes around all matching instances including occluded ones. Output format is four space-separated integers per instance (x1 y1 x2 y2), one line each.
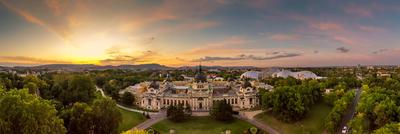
0 88 66 134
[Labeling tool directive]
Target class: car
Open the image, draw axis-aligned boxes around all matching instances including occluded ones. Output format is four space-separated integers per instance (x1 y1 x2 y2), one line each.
342 126 348 134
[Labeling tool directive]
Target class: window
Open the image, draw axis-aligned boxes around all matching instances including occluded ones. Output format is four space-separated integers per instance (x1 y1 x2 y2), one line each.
235 98 237 104
148 99 151 105
250 98 253 104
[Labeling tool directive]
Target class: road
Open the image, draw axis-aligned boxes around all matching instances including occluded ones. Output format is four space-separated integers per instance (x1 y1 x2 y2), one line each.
337 88 362 134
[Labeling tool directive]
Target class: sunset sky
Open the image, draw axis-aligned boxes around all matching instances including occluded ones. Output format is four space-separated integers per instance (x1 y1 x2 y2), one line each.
1 0 400 67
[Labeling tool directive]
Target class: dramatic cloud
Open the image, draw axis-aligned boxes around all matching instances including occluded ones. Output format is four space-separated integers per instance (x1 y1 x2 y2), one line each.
336 47 350 53
1 0 223 40
192 51 302 62
100 50 157 65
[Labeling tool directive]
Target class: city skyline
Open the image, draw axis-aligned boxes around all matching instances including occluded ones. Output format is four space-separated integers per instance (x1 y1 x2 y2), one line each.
1 0 400 67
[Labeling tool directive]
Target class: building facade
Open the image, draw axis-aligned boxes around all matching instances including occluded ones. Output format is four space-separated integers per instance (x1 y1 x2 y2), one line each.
122 66 272 111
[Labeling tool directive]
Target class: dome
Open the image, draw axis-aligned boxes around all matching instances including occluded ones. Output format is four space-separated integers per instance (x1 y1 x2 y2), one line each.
242 81 252 88
273 70 318 79
149 81 159 89
274 70 292 78
194 65 207 83
293 71 318 79
240 71 261 79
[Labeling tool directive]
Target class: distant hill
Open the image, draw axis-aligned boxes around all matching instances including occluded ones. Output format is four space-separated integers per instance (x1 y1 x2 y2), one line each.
178 65 257 70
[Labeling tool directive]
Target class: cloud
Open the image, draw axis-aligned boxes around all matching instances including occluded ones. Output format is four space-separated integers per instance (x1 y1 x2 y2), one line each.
0 56 70 64
269 34 300 41
358 25 385 33
184 36 249 55
372 49 388 54
99 50 157 65
344 4 373 17
191 51 302 62
1 0 223 41
336 47 350 53
154 21 219 34
311 22 343 31
333 36 355 45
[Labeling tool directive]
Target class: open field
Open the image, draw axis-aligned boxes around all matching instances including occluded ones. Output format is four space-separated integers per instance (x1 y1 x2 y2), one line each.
151 116 259 134
255 102 332 134
117 107 147 133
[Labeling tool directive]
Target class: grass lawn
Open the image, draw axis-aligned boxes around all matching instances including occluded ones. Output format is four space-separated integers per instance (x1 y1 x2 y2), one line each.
117 107 147 133
151 116 258 134
255 102 332 134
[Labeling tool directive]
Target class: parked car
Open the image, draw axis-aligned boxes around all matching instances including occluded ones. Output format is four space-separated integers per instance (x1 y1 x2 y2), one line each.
342 126 348 134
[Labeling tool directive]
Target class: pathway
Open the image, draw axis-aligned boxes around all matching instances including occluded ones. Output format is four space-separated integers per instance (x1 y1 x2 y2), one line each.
134 111 167 130
236 110 280 134
337 88 362 134
95 86 157 115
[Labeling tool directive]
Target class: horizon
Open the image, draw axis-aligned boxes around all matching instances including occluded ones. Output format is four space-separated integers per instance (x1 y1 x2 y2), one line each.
1 63 399 68
1 0 400 67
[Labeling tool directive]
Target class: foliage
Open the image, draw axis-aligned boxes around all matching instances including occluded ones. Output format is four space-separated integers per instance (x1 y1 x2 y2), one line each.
92 97 123 134
210 100 233 122
166 104 192 122
122 129 148 134
0 88 66 134
348 77 400 133
261 79 322 122
61 102 94 134
121 92 135 106
324 90 355 133
373 122 400 134
61 97 122 134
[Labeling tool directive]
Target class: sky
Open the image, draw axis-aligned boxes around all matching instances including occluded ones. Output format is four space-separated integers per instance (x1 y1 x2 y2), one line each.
0 0 400 67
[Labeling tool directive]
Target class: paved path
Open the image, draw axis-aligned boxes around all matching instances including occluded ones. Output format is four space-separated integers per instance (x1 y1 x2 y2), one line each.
134 111 167 130
234 115 280 134
337 88 362 134
95 86 158 115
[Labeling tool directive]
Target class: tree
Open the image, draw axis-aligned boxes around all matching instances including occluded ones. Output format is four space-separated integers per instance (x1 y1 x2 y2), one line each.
373 123 400 134
210 100 233 122
23 82 39 95
0 88 66 134
92 97 122 134
121 92 135 106
60 75 96 105
61 102 94 134
166 104 186 122
324 90 355 133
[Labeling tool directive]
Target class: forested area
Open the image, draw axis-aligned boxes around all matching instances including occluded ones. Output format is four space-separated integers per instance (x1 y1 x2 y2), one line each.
348 76 400 134
0 72 122 134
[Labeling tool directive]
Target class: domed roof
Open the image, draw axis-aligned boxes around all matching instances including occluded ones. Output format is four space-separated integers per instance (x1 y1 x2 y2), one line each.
293 71 318 79
194 65 207 83
149 81 159 89
242 80 252 88
240 71 261 79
